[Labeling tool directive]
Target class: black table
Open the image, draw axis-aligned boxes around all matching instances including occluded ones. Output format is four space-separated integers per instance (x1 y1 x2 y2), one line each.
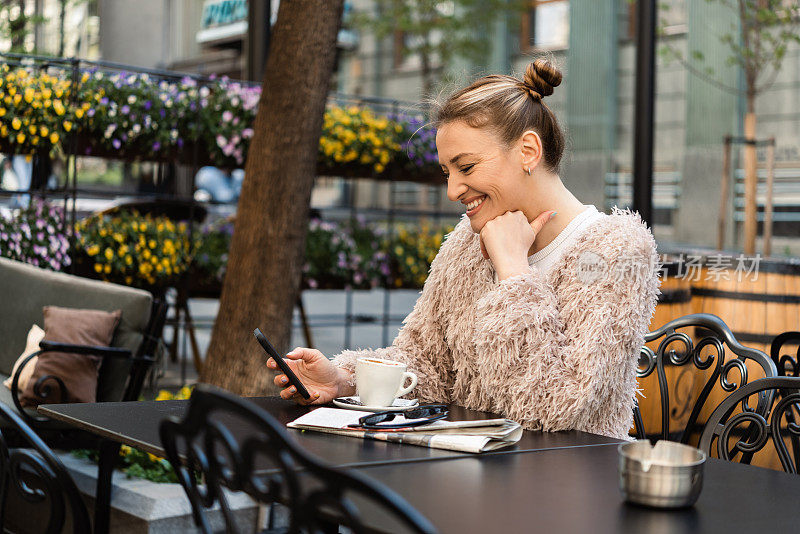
40 397 621 465
39 397 621 533
352 444 800 533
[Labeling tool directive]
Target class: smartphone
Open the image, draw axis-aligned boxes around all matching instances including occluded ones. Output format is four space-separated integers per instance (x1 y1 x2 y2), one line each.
254 328 311 399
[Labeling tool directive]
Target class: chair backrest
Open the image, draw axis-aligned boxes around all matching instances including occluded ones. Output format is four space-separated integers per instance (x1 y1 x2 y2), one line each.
698 376 800 473
636 313 777 443
771 331 800 378
0 257 152 402
159 385 438 534
0 402 91 533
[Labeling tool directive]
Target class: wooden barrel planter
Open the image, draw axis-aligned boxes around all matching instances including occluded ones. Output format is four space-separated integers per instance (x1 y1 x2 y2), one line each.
691 255 800 355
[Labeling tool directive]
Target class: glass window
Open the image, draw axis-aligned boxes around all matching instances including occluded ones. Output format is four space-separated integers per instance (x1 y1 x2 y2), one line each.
521 0 570 51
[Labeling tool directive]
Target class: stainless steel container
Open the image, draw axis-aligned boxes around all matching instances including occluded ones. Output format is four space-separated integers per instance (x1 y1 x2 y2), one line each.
618 440 706 508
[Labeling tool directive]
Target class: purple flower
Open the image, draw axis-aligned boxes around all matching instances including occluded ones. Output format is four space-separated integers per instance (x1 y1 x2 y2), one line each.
112 139 122 149
152 141 161 152
222 110 233 122
144 100 152 110
121 105 130 114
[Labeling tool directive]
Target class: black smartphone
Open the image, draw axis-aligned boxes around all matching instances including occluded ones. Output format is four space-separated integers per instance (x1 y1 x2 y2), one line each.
254 328 311 399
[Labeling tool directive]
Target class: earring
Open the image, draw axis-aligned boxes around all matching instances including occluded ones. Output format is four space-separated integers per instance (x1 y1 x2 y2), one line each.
525 167 531 176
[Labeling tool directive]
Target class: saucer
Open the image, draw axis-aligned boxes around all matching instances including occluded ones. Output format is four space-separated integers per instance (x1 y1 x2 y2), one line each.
332 396 419 412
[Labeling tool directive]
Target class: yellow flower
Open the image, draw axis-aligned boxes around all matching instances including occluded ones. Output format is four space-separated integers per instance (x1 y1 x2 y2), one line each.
94 263 103 273
148 239 156 249
155 390 173 401
0 107 5 117
86 244 100 256
28 125 36 135
75 108 84 119
103 264 111 274
146 453 162 463
53 100 65 116
179 385 193 399
11 117 21 130
23 88 34 103
124 276 132 285
125 255 133 266
15 133 24 144
49 132 59 144
104 247 114 260
120 445 133 455
62 120 72 132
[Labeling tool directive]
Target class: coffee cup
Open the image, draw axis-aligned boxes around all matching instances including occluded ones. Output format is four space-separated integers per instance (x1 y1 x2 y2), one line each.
355 357 418 407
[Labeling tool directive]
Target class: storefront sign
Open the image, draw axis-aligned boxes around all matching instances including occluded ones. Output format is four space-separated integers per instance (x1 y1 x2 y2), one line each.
197 0 248 43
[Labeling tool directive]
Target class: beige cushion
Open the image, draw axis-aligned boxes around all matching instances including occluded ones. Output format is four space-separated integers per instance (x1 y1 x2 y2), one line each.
20 307 122 407
3 325 45 392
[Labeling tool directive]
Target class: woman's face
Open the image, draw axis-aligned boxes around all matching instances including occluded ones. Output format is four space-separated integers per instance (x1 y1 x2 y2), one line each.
436 121 531 233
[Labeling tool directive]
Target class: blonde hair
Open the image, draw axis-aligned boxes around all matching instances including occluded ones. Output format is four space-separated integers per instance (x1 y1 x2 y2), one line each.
433 59 565 171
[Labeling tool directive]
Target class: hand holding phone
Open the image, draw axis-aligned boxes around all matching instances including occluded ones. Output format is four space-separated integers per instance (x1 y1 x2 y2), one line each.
254 328 311 399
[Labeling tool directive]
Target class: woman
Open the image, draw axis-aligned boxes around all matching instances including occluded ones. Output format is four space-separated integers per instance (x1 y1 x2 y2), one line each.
267 59 660 440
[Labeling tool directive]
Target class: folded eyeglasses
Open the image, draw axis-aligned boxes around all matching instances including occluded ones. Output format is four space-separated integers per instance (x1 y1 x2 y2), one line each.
348 404 449 430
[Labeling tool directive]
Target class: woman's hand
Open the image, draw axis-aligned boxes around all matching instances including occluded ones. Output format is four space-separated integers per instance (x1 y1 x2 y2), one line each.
267 347 354 405
480 210 556 281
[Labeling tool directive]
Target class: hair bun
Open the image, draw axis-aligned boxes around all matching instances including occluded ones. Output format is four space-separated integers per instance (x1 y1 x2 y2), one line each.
523 59 562 99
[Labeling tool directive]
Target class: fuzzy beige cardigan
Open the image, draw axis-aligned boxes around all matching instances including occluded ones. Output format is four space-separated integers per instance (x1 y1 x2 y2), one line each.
332 208 660 440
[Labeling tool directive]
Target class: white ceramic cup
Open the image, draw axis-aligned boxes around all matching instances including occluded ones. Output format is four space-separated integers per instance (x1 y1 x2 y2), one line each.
355 357 418 407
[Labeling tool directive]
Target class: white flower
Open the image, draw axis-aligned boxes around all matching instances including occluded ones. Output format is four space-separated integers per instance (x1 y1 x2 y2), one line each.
127 95 137 104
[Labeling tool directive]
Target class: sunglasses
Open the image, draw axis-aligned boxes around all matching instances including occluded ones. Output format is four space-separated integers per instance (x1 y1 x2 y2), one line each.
348 405 449 430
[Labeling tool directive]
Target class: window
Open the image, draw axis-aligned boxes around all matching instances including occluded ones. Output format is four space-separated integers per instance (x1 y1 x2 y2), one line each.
520 0 570 52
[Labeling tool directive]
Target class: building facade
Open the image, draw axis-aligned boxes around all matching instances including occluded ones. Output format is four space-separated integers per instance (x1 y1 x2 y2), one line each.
338 0 800 255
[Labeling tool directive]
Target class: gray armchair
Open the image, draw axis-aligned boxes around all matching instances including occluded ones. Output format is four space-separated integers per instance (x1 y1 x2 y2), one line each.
0 257 166 432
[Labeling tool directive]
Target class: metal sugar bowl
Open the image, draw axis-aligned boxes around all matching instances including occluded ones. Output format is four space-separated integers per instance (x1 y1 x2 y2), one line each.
618 440 706 508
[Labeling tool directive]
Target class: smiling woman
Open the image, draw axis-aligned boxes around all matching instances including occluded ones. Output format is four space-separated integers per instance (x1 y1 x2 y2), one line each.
266 59 661 441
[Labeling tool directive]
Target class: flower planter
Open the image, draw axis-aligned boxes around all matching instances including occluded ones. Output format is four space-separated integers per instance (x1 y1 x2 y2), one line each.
51 452 267 533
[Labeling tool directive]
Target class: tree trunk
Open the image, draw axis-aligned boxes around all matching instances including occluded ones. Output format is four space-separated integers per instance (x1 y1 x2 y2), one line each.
58 0 66 57
10 0 27 51
200 0 345 395
742 102 758 255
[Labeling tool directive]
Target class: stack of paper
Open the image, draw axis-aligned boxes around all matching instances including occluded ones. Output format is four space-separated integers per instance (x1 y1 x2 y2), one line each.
287 408 523 453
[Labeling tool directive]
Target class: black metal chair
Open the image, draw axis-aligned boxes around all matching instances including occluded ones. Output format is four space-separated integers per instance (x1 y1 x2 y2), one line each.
0 401 91 534
771 331 800 378
634 313 777 444
159 385 439 534
769 331 800 466
698 376 800 473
